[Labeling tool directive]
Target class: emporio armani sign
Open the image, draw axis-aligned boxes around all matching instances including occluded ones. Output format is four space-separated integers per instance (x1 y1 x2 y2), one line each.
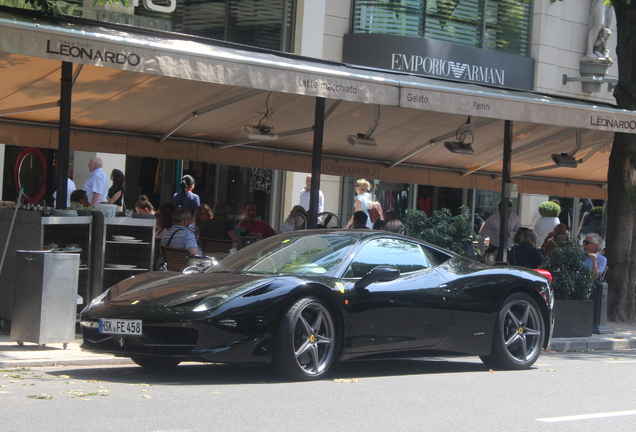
391 53 505 86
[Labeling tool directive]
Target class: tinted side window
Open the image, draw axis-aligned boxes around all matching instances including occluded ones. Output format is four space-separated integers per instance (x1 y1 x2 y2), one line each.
348 238 430 278
421 245 451 266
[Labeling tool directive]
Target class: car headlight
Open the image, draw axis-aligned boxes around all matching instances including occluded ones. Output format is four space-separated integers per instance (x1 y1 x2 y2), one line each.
192 294 229 312
83 290 109 312
191 281 272 312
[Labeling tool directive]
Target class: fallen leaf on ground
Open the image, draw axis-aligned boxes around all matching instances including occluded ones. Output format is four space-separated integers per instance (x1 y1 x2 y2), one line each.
333 378 358 383
28 394 53 400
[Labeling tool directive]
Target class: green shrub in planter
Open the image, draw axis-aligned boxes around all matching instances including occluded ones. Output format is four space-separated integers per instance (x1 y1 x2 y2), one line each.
402 206 480 259
538 201 561 217
540 242 593 300
589 206 603 217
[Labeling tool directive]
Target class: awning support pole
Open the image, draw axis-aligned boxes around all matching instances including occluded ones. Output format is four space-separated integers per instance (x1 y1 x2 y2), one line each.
308 97 325 229
56 61 73 209
497 120 513 262
175 160 183 195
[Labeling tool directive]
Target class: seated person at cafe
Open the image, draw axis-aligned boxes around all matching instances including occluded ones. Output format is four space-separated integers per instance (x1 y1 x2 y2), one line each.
508 229 543 269
190 204 212 237
541 223 569 255
160 206 201 256
69 189 90 209
583 233 607 280
352 211 370 229
199 202 242 246
135 195 156 214
236 201 277 239
281 205 308 232
155 203 174 240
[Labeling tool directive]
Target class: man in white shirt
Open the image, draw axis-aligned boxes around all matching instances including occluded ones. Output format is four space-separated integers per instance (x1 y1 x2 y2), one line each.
298 175 324 215
84 158 109 206
478 200 521 257
53 176 76 208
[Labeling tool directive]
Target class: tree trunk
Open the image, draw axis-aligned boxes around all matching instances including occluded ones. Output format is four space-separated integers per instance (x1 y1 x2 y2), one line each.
606 1 636 321
606 133 636 321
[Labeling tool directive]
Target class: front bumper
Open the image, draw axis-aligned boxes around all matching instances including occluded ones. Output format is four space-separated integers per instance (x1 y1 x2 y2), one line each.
80 318 273 364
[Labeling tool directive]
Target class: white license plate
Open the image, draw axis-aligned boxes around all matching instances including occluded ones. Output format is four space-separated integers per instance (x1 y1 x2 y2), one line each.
98 318 142 335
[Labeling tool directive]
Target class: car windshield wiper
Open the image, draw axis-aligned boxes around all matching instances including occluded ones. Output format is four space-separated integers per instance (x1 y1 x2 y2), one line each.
208 269 244 274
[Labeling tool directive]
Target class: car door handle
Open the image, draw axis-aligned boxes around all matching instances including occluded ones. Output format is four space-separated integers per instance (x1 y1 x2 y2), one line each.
438 284 452 293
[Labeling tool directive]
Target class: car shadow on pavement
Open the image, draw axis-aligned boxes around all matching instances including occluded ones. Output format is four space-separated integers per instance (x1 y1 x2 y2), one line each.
44 356 493 385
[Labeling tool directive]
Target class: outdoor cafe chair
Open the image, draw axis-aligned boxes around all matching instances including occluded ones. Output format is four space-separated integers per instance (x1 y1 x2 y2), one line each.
160 245 190 273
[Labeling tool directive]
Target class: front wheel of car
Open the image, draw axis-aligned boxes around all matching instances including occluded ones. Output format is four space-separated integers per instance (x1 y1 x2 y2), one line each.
274 297 337 381
132 356 181 372
480 292 544 370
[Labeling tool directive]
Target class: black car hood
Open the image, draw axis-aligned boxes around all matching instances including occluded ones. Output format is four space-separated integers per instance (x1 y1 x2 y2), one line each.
107 272 273 308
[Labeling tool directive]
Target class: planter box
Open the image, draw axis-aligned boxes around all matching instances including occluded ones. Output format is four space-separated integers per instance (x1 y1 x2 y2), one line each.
552 300 594 338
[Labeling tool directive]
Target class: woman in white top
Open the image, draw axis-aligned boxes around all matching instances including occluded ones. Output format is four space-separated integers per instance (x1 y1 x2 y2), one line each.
344 179 373 229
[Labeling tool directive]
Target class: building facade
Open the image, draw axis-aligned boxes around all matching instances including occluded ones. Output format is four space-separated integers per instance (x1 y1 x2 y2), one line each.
0 0 621 237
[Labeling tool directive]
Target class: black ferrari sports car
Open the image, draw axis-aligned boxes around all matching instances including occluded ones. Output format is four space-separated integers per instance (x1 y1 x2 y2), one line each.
81 230 553 380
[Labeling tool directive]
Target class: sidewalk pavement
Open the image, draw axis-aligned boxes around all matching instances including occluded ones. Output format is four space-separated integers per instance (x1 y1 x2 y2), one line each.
1 322 635 369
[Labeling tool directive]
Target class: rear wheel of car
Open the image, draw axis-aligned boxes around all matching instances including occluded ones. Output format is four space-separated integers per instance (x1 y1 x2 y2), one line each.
480 292 544 370
273 297 337 381
132 356 181 372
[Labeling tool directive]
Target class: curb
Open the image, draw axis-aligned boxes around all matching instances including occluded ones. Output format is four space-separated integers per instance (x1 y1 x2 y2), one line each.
0 358 134 368
548 338 636 352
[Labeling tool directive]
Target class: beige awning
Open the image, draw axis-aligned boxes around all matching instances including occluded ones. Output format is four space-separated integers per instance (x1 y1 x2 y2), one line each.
0 8 631 199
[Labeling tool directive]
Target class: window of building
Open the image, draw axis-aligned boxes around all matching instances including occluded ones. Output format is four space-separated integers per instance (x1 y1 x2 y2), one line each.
8 0 295 52
170 0 295 51
352 0 532 56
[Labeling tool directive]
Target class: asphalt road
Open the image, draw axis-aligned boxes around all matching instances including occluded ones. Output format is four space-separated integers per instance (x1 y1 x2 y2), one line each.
1 350 636 432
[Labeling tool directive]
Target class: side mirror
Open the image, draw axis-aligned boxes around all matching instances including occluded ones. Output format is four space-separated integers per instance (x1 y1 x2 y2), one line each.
354 266 400 290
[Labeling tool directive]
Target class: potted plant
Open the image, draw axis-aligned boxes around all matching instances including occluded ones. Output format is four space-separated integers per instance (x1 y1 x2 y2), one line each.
534 201 561 245
580 206 604 237
540 241 594 337
402 206 480 259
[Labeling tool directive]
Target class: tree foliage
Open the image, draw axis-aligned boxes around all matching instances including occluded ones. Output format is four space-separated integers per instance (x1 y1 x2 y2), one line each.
402 207 480 259
540 242 594 300
26 0 128 15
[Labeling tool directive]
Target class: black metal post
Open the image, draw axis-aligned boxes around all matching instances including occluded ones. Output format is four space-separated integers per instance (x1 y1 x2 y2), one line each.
56 61 73 209
308 97 325 229
592 280 613 334
497 120 513 261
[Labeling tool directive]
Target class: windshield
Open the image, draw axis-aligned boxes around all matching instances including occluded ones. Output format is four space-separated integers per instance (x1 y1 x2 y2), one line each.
207 233 359 277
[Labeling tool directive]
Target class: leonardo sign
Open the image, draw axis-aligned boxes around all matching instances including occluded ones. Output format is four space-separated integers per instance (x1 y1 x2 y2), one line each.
343 33 534 91
45 39 141 67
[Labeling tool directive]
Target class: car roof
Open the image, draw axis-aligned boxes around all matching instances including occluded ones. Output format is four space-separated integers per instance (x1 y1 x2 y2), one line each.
277 229 459 257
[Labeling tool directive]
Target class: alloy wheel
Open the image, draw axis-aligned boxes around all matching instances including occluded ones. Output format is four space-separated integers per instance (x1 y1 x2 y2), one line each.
502 298 543 363
289 299 336 377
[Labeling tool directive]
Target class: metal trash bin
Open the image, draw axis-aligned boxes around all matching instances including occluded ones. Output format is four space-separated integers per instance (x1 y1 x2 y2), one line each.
10 251 79 346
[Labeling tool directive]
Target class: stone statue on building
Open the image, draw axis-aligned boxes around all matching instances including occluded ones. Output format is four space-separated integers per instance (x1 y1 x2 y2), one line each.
583 0 614 64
